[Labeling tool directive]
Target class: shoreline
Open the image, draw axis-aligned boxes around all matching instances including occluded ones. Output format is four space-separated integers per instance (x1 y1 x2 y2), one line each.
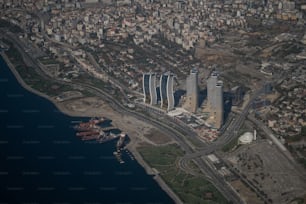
0 52 183 204
0 52 74 117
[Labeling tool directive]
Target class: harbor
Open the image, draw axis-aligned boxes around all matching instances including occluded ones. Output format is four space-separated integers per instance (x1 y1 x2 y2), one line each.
0 56 174 204
74 117 131 163
74 117 120 143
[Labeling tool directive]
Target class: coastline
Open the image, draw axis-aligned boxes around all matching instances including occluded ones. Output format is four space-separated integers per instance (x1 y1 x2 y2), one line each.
0 52 94 119
0 52 183 204
127 141 183 204
1 52 59 109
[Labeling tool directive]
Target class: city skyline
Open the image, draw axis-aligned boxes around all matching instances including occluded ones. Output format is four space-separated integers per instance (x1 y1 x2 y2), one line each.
1 0 306 203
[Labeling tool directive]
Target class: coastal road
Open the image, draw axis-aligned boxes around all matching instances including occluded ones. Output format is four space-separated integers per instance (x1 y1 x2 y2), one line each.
2 29 243 203
1 30 196 155
63 71 243 204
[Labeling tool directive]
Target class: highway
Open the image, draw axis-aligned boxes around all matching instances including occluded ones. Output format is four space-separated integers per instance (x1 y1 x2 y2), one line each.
2 27 245 203
176 86 266 204
57 75 244 203
2 30 196 153
180 86 265 160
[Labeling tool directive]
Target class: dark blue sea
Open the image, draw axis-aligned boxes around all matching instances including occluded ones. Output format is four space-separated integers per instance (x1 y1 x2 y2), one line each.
0 56 174 204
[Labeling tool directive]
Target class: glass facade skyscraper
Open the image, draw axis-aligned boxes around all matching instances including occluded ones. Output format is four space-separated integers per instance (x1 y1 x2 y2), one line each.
160 71 174 111
143 72 157 105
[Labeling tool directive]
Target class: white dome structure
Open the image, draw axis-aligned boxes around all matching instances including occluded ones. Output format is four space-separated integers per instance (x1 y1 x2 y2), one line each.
238 132 254 144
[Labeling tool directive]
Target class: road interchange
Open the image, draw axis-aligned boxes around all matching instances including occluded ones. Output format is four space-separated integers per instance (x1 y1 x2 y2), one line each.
1 26 273 204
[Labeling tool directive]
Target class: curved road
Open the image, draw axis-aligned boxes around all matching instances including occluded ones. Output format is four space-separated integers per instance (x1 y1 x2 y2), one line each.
3 27 244 203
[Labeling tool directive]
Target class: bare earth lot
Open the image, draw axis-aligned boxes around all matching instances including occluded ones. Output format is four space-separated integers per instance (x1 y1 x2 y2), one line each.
226 140 306 203
56 97 174 147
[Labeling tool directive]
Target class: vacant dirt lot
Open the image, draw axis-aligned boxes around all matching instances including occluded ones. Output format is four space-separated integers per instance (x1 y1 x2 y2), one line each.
226 140 306 203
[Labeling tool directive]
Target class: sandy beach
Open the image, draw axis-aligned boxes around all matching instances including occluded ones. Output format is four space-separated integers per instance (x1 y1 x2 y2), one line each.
1 52 183 204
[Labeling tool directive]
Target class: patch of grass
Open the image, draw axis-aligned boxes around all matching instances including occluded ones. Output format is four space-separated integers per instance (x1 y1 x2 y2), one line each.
4 42 72 96
290 197 305 204
301 126 306 137
285 134 303 142
4 40 23 64
14 64 70 96
38 57 58 65
187 136 207 148
0 19 23 33
138 144 228 204
139 144 183 165
187 160 203 174
222 135 239 152
298 158 306 169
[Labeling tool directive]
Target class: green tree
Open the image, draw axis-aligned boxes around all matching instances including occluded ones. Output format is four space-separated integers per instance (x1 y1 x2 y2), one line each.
301 126 306 137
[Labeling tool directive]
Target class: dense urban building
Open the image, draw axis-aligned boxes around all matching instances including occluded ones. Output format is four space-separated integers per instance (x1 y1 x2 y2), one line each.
160 71 175 111
2 1 306 203
143 72 157 105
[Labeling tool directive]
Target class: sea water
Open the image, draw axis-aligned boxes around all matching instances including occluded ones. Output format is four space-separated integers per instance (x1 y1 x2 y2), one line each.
0 56 174 204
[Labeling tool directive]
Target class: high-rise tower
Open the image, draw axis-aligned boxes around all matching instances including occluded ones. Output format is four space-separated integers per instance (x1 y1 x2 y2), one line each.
214 80 224 128
207 72 224 129
207 71 218 110
160 72 175 111
143 72 157 105
185 68 199 113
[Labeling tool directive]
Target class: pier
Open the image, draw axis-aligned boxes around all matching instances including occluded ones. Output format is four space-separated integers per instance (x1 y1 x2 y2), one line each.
74 118 129 164
74 117 120 143
114 133 127 164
